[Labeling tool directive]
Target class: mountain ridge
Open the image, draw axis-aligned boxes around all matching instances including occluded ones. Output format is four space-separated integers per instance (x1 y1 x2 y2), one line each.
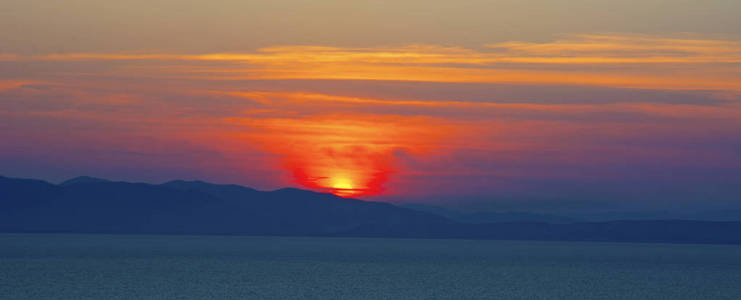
60 176 111 186
2 175 741 244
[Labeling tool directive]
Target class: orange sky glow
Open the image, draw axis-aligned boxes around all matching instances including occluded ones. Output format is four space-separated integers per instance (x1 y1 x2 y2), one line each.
220 115 455 197
1 31 740 205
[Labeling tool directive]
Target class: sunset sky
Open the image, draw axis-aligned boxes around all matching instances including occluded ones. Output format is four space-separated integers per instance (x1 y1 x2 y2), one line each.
2 0 740 212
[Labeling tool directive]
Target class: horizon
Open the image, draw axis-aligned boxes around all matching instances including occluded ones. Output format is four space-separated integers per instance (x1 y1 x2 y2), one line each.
4 173 740 218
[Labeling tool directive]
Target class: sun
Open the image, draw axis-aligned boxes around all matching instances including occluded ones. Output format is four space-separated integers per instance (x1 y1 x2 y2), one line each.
329 176 362 197
331 177 354 190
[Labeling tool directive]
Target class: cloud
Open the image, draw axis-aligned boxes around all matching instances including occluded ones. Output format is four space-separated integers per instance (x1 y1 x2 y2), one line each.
217 91 741 122
9 34 741 64
0 80 43 91
485 34 741 62
2 34 740 92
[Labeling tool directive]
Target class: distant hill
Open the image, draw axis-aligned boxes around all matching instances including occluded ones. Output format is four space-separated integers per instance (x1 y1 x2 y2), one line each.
60 176 110 186
2 175 741 244
401 203 741 223
400 203 582 224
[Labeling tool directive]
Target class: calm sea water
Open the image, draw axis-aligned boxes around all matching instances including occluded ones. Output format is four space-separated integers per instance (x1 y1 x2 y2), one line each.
1 234 740 299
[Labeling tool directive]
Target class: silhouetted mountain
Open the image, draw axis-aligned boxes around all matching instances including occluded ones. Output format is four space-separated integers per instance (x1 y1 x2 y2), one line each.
60 176 110 186
1 175 450 237
402 204 741 223
567 211 674 222
567 210 741 222
401 203 582 224
676 210 741 222
2 175 741 244
398 203 457 218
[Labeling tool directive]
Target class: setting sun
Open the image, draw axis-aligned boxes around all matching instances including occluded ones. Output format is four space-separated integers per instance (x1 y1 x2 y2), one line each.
229 114 453 198
331 177 353 190
329 176 359 197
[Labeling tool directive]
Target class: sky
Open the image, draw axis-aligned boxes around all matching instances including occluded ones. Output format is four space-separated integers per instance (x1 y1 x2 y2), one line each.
1 0 740 212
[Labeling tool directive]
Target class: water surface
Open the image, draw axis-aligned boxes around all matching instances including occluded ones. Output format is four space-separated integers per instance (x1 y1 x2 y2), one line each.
1 234 740 299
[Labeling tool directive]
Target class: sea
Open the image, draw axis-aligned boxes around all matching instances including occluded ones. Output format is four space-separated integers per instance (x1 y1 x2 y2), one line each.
1 233 740 299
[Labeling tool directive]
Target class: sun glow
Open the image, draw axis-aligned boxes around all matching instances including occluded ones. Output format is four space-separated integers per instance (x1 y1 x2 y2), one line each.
328 176 363 197
331 177 354 190
232 114 453 198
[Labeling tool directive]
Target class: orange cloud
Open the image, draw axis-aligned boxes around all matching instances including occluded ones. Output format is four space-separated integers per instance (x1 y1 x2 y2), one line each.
4 34 739 92
13 34 741 64
0 80 41 91
218 91 741 121
486 34 741 61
